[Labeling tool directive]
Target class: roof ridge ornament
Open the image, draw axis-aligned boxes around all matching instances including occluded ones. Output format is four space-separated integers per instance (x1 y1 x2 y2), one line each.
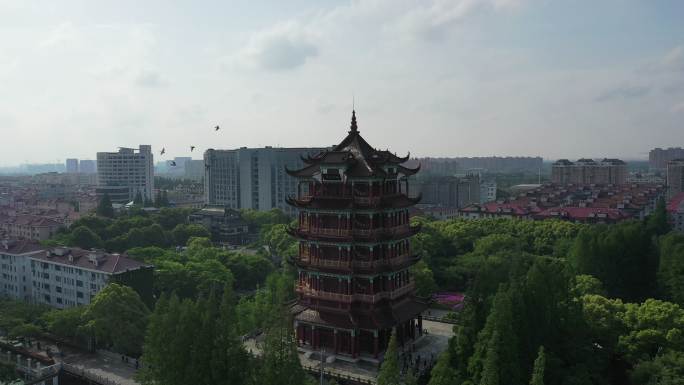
349 110 358 134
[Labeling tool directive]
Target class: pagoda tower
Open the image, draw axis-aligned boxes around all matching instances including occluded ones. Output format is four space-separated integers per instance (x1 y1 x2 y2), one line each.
287 110 426 361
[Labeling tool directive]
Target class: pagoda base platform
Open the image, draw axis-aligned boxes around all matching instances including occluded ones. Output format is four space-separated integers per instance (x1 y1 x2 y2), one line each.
295 314 454 384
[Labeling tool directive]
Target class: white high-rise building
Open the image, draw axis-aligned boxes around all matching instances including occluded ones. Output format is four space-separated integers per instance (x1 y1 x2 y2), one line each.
65 158 79 173
204 146 326 215
96 145 154 203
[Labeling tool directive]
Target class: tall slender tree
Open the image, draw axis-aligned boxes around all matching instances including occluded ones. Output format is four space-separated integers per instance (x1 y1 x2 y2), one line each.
97 193 114 218
377 330 401 385
529 346 546 385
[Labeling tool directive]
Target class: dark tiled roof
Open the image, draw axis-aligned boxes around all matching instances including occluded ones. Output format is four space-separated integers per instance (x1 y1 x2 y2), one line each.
287 111 418 179
0 239 46 255
29 247 151 274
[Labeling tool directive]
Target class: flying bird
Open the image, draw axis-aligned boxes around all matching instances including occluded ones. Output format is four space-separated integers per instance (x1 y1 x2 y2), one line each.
170 161 177 166
160 148 165 155
190 146 195 152
215 125 220 132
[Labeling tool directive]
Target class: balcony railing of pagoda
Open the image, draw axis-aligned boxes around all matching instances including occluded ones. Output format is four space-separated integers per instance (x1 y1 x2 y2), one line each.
352 254 415 269
390 281 415 300
298 258 352 269
352 224 411 237
295 285 352 303
295 282 415 304
296 227 352 237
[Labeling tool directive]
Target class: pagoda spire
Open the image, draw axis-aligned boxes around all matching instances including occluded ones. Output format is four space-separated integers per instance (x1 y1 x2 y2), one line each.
349 110 358 134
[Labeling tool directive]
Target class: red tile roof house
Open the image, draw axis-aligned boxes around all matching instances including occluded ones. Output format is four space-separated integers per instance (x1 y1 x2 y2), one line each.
667 192 684 232
533 207 630 224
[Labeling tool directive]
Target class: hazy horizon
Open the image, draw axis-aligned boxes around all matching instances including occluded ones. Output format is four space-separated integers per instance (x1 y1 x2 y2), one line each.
1 0 683 166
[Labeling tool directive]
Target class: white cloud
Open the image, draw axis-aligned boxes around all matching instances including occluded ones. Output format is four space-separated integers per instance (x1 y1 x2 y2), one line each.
40 22 78 47
238 21 318 71
135 70 166 88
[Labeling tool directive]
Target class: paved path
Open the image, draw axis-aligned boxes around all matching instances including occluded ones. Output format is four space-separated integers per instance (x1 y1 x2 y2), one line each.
63 353 140 385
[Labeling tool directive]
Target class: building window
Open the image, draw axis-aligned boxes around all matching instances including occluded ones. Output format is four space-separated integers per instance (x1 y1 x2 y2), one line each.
76 280 83 287
44 295 51 303
77 292 84 299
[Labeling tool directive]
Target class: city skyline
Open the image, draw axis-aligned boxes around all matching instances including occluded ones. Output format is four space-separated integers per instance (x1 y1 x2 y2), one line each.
1 0 684 165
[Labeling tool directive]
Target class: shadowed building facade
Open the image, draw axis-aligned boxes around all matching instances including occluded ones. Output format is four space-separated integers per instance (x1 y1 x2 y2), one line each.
287 111 426 361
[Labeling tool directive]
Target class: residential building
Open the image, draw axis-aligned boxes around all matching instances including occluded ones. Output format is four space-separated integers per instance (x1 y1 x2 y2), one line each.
287 111 425 360
65 159 79 173
667 159 684 198
459 183 664 223
184 159 205 181
405 156 543 174
96 145 154 203
204 146 326 215
79 159 97 174
551 158 627 185
0 240 44 301
0 240 153 308
480 179 497 203
188 205 250 245
649 147 684 169
410 174 480 209
0 215 64 241
667 192 684 232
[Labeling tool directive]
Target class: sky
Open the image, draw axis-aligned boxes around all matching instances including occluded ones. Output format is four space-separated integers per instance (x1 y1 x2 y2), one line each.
1 0 684 166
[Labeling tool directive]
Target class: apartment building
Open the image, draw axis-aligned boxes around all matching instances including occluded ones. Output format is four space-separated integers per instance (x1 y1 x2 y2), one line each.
649 147 684 169
551 158 627 185
65 158 79 173
0 240 153 308
96 145 154 203
667 159 684 198
204 146 326 215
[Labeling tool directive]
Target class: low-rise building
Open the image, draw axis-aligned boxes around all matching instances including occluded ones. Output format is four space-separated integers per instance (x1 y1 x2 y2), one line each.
459 183 664 223
188 205 250 246
0 215 64 241
0 240 153 308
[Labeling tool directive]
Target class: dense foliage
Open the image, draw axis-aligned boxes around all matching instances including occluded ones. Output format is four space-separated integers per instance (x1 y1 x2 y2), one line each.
424 201 684 385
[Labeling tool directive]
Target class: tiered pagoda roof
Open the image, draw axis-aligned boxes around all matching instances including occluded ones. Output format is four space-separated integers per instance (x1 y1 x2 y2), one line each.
286 111 420 180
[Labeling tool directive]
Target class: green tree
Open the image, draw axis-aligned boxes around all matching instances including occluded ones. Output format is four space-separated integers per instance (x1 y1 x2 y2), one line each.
69 226 104 250
172 223 211 246
412 260 438 297
258 308 305 385
573 274 606 297
0 362 18 382
479 331 501 385
377 330 401 385
646 197 670 236
42 306 85 339
428 350 457 385
9 323 42 344
211 285 251 385
97 193 115 218
529 346 545 385
658 232 684 306
81 283 150 356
